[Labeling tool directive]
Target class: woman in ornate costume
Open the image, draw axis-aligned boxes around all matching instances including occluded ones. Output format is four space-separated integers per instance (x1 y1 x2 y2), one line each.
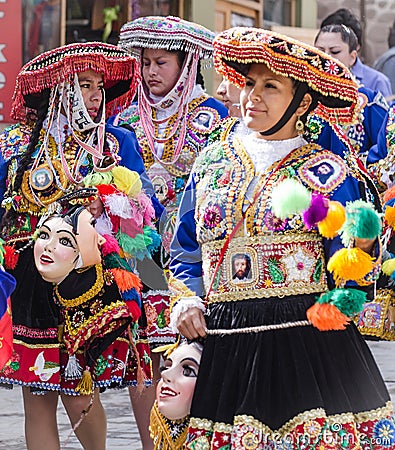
0 42 158 449
110 15 228 448
169 27 395 448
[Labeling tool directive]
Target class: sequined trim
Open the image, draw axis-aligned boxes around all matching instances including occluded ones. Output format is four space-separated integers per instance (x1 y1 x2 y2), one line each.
187 402 395 449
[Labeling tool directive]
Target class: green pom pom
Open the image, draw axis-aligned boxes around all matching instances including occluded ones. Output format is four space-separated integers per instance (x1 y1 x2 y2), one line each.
103 253 131 271
83 172 113 187
271 178 311 220
318 288 367 316
341 200 382 246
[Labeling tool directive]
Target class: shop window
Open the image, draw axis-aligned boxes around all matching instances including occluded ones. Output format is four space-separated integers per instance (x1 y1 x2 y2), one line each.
264 0 300 27
23 0 61 63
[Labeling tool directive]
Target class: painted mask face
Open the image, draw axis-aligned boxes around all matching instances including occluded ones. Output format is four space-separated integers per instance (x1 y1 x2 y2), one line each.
34 217 79 284
74 208 103 268
156 343 202 420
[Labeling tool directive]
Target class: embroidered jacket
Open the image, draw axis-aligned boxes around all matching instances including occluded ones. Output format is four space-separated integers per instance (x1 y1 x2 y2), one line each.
170 129 380 299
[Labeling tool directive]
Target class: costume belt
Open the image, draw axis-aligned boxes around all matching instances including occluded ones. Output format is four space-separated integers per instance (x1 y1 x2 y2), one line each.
201 233 328 304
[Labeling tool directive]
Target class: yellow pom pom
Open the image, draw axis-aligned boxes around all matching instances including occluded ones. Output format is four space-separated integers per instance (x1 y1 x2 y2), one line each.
327 247 373 285
385 205 395 229
317 201 346 238
382 258 395 276
111 166 142 197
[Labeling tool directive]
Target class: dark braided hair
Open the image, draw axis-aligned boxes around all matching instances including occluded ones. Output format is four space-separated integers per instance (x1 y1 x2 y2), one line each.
13 89 50 193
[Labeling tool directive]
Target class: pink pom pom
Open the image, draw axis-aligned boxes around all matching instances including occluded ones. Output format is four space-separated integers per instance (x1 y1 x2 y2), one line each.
303 193 329 230
138 192 155 224
101 234 121 256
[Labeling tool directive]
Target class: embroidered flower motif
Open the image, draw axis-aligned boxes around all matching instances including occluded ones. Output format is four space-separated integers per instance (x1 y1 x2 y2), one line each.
281 246 315 282
324 60 339 75
303 420 322 439
373 418 395 446
264 211 287 231
90 299 103 315
72 311 85 326
217 168 231 186
241 431 259 449
291 45 307 58
203 204 222 229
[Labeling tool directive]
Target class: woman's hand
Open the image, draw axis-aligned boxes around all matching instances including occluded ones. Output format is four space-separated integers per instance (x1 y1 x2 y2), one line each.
177 307 207 340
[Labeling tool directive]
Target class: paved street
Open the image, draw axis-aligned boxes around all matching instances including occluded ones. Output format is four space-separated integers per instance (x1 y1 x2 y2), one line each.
0 341 394 450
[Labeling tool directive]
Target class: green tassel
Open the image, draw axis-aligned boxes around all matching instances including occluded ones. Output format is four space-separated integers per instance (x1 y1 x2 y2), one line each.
317 288 367 317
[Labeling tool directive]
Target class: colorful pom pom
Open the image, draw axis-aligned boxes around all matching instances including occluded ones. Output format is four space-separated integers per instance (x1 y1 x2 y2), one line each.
4 245 19 270
111 166 142 198
83 172 113 187
271 178 311 220
307 302 350 331
316 287 367 317
110 268 142 293
327 247 373 285
383 186 395 204
382 258 395 276
384 205 395 229
317 201 346 238
302 193 329 230
340 200 382 246
101 234 121 256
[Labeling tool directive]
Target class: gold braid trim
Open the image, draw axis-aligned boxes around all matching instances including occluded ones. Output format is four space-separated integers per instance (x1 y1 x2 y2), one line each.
54 264 104 308
149 401 188 450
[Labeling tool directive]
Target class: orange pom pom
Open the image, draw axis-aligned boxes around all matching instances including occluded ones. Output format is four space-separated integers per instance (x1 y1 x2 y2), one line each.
307 302 350 331
385 205 395 228
317 201 346 238
383 186 395 204
109 268 142 293
327 247 373 285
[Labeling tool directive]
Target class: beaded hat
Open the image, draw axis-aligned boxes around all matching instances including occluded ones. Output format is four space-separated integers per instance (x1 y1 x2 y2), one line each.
118 16 214 60
213 27 359 125
12 42 141 121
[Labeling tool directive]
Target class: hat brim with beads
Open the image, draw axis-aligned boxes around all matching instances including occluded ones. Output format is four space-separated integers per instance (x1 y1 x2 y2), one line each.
12 42 141 121
213 27 359 125
118 16 214 61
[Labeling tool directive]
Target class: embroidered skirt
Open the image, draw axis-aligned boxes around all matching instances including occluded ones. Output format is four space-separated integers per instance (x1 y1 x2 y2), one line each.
187 295 395 449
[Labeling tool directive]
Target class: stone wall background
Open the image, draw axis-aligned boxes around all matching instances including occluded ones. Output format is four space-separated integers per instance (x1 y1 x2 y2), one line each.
317 0 395 66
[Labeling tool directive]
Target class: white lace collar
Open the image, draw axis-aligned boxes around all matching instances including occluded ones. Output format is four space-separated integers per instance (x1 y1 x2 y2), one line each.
240 134 307 174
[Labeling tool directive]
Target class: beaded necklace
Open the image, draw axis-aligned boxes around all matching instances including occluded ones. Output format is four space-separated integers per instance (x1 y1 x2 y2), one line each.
138 54 199 166
137 94 208 176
